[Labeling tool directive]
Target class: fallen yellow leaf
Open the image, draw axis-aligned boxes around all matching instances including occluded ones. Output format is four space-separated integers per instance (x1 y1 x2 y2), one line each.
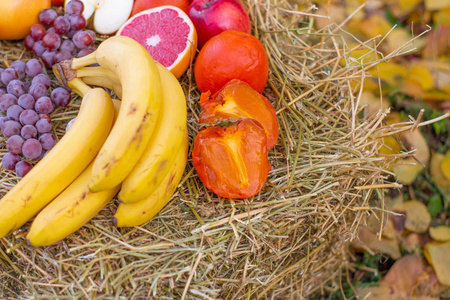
425 0 450 10
393 200 431 234
430 151 450 189
424 241 450 287
441 151 450 180
352 225 401 259
429 226 450 242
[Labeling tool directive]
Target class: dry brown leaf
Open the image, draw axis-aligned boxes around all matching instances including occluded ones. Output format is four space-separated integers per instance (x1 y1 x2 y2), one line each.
392 200 431 234
381 254 428 295
424 241 450 287
429 226 450 242
358 254 440 299
352 225 401 259
366 211 397 240
422 26 450 59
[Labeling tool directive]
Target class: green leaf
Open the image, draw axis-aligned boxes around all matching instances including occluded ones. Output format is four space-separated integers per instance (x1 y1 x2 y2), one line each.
427 193 443 218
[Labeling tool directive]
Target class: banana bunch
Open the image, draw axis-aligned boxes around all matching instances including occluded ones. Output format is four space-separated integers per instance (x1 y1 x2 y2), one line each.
0 36 189 246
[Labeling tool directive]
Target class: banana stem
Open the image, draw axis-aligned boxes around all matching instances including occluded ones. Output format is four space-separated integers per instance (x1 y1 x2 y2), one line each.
71 52 98 69
76 66 120 83
68 78 92 97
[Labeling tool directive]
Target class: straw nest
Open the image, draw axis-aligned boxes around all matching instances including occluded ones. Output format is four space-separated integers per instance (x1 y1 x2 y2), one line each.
0 1 426 299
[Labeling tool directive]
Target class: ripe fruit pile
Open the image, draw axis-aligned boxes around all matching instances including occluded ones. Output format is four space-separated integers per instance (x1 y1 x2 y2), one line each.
24 0 96 68
0 59 71 176
0 36 189 247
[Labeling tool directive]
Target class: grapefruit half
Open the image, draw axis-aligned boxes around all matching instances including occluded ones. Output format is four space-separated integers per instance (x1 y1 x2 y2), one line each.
117 5 198 78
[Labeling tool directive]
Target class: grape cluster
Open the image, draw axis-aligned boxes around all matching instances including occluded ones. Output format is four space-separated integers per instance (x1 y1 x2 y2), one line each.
24 0 96 68
0 59 71 177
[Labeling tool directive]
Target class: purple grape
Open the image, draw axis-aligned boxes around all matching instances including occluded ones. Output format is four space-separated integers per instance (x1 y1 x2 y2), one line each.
77 48 94 58
42 33 61 51
23 81 31 93
41 50 57 68
19 109 40 126
0 116 9 129
1 120 22 138
25 59 44 77
31 74 51 89
32 40 46 57
21 124 38 139
35 118 52 134
0 68 3 88
15 160 33 177
6 105 24 122
39 9 58 26
30 24 46 41
10 61 26 80
18 94 36 110
54 16 71 35
66 0 84 15
65 28 79 39
85 30 96 42
24 35 35 50
28 83 48 100
0 88 6 98
60 39 77 54
6 80 26 97
22 138 43 159
51 87 72 107
39 133 57 150
55 50 73 64
68 14 86 31
39 113 51 122
35 96 55 114
72 31 93 49
0 94 18 113
6 135 25 154
2 152 21 170
1 68 19 86
46 27 57 34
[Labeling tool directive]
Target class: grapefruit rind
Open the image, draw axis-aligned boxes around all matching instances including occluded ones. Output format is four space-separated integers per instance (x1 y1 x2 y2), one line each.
116 5 198 78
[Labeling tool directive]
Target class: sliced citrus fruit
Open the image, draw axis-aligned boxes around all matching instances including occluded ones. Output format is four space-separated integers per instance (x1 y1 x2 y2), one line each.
117 5 198 78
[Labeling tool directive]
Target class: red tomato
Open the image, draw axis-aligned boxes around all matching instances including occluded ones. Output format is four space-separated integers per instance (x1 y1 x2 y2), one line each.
199 79 279 149
192 118 271 199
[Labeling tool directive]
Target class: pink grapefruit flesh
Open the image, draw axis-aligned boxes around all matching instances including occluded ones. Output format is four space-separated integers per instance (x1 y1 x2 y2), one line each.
117 5 197 78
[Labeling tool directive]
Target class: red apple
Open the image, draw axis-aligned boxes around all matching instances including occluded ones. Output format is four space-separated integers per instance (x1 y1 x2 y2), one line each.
188 0 251 48
52 0 64 6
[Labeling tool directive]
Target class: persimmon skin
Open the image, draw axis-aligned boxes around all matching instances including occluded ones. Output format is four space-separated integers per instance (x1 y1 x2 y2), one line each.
199 79 279 149
192 119 271 199
194 30 269 94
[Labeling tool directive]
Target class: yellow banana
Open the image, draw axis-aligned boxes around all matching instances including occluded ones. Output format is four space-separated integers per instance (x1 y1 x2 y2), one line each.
74 63 188 203
27 94 122 247
0 84 115 238
113 131 189 227
118 63 187 202
26 164 120 247
74 36 162 192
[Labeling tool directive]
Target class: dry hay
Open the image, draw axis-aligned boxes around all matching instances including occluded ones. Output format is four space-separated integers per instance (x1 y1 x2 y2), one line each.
0 1 436 299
